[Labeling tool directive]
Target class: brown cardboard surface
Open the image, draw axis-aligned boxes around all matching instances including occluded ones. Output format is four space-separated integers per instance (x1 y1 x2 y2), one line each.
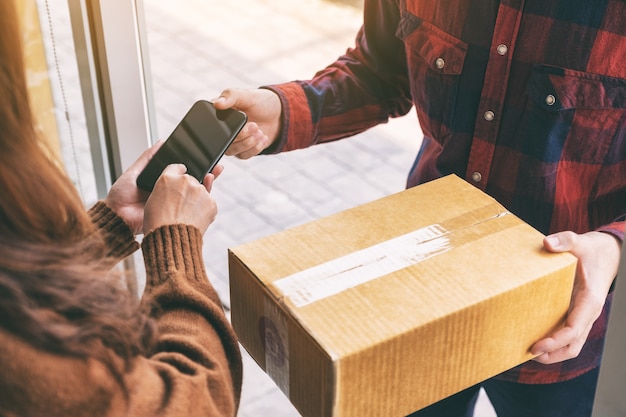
229 175 576 417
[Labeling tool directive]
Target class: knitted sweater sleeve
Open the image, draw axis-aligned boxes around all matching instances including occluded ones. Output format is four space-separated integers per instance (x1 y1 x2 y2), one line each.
88 200 140 259
89 200 244 415
126 224 243 416
0 203 242 417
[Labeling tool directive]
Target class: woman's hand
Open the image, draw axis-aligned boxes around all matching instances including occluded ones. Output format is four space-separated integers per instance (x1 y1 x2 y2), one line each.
104 142 163 234
143 164 220 235
105 141 223 235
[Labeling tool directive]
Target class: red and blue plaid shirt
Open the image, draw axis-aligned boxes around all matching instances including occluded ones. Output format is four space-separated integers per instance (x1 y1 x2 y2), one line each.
266 0 626 384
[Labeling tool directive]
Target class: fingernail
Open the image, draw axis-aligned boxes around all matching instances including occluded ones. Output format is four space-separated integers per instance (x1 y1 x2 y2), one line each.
545 235 561 247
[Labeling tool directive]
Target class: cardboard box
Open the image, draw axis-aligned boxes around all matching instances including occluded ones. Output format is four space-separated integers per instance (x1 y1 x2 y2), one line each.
229 175 576 417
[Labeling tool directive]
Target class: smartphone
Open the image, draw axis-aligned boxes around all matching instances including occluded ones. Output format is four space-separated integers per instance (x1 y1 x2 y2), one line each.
137 100 247 191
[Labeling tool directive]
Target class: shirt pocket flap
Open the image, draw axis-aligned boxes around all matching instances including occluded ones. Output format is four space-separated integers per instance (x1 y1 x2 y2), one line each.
395 13 467 75
527 64 626 111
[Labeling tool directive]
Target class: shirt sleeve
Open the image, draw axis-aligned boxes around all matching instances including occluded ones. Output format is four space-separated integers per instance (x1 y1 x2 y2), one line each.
264 0 413 153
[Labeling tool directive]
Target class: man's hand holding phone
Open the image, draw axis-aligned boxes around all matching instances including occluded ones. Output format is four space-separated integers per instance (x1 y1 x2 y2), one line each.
214 88 282 159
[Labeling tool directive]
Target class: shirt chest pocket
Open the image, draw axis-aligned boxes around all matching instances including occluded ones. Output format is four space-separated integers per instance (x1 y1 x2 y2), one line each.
525 65 626 164
395 12 467 143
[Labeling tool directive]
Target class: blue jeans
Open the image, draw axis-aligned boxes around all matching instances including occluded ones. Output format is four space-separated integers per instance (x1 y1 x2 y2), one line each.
406 367 600 417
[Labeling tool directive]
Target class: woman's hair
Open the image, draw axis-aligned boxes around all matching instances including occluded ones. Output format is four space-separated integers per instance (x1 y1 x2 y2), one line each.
0 0 156 379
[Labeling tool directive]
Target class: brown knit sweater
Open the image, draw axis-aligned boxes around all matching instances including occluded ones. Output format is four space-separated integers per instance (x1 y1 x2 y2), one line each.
0 202 243 416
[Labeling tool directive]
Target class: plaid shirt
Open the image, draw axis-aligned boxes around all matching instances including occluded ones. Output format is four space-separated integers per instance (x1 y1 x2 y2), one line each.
266 0 626 384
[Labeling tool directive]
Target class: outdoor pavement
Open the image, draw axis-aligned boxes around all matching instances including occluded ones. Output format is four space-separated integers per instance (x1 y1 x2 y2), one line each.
43 0 495 415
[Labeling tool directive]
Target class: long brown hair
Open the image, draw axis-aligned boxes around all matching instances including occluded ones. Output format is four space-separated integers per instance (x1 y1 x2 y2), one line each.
0 0 155 378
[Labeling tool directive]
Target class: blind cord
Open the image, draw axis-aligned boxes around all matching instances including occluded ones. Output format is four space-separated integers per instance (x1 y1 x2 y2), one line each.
43 0 85 200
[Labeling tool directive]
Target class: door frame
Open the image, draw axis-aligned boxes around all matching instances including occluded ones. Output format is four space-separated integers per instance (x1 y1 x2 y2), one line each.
68 0 156 198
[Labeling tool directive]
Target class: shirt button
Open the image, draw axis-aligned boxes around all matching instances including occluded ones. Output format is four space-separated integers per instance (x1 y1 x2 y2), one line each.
435 57 445 69
545 94 556 106
484 111 495 121
472 172 482 182
497 44 508 55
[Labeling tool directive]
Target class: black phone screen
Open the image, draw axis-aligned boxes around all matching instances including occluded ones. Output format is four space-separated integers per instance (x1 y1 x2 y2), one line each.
137 100 247 191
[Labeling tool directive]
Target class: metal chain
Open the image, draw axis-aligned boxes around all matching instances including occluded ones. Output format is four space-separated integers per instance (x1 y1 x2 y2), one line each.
43 0 84 199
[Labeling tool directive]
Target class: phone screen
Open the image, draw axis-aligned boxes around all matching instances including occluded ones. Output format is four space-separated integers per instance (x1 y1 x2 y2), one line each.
137 100 247 191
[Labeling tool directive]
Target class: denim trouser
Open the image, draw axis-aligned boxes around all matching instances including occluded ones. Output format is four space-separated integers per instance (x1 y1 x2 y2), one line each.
407 366 600 417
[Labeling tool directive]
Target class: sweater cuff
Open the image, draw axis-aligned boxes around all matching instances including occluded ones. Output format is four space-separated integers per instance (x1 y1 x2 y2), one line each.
88 201 140 258
141 224 207 286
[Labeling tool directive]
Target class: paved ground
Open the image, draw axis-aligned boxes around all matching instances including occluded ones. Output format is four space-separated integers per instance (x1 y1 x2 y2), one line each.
43 0 495 415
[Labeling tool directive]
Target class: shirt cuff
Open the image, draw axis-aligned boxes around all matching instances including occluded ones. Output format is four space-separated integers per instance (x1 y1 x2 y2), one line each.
261 83 314 153
598 218 625 242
